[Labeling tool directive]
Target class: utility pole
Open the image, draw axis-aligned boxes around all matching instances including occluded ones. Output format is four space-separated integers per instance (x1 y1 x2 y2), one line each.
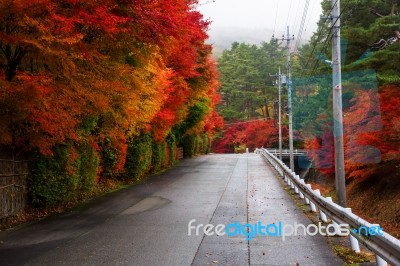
281 26 295 172
270 67 283 161
278 67 282 161
332 0 347 207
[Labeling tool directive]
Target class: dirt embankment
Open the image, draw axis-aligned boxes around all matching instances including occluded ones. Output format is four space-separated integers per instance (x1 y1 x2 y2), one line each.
305 168 400 239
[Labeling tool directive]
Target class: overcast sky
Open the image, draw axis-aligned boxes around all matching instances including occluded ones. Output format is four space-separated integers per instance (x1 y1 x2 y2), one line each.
197 0 323 42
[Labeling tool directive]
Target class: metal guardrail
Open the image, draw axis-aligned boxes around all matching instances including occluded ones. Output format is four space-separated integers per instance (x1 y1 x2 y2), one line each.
255 148 400 266
266 148 307 155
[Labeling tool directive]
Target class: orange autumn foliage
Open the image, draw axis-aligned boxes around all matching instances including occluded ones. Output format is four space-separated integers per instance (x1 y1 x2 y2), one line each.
303 85 400 181
0 0 222 161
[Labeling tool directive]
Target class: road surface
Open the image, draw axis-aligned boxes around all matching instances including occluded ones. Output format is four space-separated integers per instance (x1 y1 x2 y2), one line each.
0 154 343 265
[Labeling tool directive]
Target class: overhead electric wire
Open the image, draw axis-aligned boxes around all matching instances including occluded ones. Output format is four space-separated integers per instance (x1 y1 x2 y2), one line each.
295 0 311 53
292 0 303 37
273 1 279 35
309 2 349 78
303 0 340 71
286 0 294 27
304 0 317 35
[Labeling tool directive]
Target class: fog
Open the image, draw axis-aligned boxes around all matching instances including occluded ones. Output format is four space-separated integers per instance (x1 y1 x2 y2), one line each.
197 0 323 50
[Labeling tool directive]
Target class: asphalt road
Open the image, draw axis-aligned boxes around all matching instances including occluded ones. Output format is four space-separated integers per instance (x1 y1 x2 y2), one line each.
0 154 343 266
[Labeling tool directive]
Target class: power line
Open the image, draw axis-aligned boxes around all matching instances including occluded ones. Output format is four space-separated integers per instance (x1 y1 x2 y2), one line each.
295 0 311 53
273 1 279 35
303 20 329 70
292 0 303 38
309 3 349 77
286 0 294 28
302 0 339 71
304 0 317 35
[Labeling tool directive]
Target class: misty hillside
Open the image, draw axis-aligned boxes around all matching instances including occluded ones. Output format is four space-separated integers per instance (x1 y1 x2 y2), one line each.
206 26 312 58
206 26 275 57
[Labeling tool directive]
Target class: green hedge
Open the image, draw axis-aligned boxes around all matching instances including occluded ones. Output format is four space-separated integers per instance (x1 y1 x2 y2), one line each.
26 131 207 208
99 137 119 179
182 134 197 158
196 134 210 154
125 134 152 181
203 134 210 154
76 144 99 192
166 133 176 165
28 143 99 208
182 133 211 158
151 141 167 173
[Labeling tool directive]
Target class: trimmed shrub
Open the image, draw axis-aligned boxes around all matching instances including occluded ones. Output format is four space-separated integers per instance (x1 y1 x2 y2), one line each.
151 141 167 173
166 133 176 165
196 136 204 154
28 143 99 208
99 137 119 179
203 134 210 154
76 144 100 191
182 134 197 158
125 134 152 181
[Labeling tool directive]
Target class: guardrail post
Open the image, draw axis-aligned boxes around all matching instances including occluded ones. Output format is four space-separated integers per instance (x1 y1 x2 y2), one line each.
325 197 341 235
344 208 360 253
310 200 317 212
299 179 305 199
371 223 388 266
314 189 328 222
308 190 317 212
303 186 317 212
376 255 387 266
294 175 300 194
290 178 295 190
305 184 312 205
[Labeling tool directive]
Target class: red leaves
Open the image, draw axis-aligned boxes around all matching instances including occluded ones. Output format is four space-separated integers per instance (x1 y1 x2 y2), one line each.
204 110 224 135
0 0 221 160
304 85 400 180
357 85 400 162
213 120 285 153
